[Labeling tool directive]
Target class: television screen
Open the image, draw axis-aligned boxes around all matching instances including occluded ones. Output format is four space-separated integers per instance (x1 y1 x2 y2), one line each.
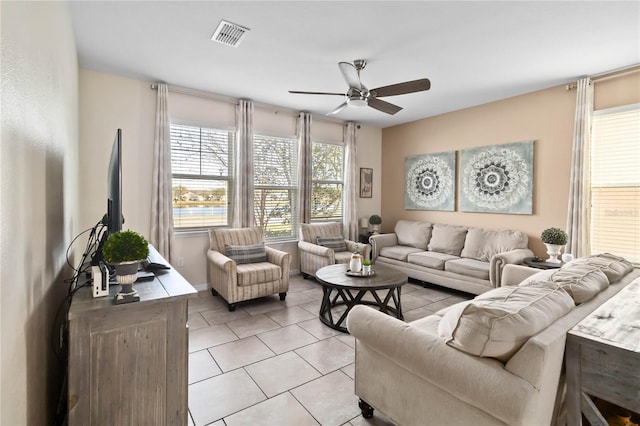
107 129 123 234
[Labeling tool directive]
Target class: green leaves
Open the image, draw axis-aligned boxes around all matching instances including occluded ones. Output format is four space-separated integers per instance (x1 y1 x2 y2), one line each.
102 230 150 264
541 227 568 245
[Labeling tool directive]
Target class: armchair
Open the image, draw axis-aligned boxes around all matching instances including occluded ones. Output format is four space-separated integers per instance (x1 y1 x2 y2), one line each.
298 222 371 278
207 227 290 311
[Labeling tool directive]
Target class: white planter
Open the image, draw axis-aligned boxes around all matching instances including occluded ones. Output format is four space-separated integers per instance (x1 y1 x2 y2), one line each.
544 244 564 264
362 265 372 275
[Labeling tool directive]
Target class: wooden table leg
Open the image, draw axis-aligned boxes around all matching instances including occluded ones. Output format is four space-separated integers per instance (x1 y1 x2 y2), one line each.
566 337 582 426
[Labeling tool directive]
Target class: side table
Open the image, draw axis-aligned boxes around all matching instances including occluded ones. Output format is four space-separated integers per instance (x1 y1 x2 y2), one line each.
566 279 640 425
523 256 563 270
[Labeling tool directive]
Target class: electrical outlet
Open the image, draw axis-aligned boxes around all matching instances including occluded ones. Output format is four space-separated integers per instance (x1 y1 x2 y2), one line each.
177 257 184 267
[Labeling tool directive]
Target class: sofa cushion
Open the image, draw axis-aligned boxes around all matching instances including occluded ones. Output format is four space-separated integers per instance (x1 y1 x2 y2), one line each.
380 245 424 261
316 235 347 252
407 251 459 270
444 258 490 280
461 228 529 261
518 268 556 286
236 262 282 286
428 224 468 256
225 243 268 264
438 284 575 362
566 253 633 282
395 220 432 250
546 263 609 304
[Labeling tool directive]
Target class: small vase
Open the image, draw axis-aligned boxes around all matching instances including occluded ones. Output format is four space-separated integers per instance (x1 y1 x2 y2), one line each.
362 265 372 275
349 254 362 273
544 244 564 264
113 261 141 304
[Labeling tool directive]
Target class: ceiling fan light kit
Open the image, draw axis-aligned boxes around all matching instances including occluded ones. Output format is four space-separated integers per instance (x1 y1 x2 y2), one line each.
289 59 431 116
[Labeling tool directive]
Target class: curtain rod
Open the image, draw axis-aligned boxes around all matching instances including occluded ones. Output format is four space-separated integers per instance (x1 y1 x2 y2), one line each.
150 82 349 126
565 64 640 90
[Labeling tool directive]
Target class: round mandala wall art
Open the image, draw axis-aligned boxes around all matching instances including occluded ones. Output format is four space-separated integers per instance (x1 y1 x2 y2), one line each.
460 140 534 214
404 151 456 211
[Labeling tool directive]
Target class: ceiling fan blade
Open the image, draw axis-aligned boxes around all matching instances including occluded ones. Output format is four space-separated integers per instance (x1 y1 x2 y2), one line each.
371 79 431 97
327 101 349 115
368 98 403 115
289 90 345 96
338 62 362 90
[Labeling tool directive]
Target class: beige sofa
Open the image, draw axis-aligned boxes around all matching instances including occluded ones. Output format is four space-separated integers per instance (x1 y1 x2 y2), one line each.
369 220 534 294
347 255 638 426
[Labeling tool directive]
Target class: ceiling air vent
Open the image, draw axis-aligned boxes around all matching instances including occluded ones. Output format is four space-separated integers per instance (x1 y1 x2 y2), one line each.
211 20 250 47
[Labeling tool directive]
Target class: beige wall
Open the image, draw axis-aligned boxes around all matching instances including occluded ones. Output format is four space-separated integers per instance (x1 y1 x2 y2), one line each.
1 2 79 424
381 73 640 257
78 71 382 286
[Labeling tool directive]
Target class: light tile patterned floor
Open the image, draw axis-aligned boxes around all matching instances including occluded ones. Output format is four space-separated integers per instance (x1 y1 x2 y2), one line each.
187 274 473 426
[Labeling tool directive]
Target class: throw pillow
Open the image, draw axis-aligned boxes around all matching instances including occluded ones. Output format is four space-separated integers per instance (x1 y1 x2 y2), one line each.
225 243 268 264
565 253 634 283
438 284 574 362
428 224 468 256
395 220 432 250
316 236 347 252
460 228 528 262
548 263 609 304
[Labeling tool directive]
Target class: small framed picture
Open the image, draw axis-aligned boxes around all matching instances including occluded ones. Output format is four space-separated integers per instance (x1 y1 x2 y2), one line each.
360 168 373 198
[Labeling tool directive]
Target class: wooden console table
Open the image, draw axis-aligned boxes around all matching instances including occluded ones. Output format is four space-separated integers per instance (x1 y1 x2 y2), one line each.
566 278 640 426
67 245 197 426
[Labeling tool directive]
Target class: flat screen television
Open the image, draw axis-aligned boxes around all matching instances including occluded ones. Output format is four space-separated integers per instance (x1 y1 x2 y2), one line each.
107 129 123 234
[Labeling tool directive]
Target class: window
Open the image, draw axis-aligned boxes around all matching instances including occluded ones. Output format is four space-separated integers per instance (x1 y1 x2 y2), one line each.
253 134 298 240
311 141 344 222
590 104 640 264
170 123 233 229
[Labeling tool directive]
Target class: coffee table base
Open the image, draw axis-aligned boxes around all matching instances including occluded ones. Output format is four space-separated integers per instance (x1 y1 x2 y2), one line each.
319 285 403 333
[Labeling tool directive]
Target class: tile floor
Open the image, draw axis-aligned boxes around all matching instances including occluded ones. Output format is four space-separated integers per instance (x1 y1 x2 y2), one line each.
187 274 473 426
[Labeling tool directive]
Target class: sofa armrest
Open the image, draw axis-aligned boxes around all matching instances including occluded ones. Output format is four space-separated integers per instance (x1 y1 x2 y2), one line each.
490 248 535 287
206 249 237 300
298 240 333 257
368 233 398 259
347 305 535 422
266 246 291 276
500 264 541 287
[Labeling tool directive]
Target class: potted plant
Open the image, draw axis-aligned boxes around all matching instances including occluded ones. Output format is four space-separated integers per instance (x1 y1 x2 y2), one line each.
362 257 373 275
540 227 568 264
369 215 382 234
102 230 150 304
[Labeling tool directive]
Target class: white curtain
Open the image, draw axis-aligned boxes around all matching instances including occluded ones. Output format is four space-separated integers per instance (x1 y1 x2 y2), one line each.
150 82 175 261
565 77 593 257
297 112 312 224
343 122 358 241
232 99 254 228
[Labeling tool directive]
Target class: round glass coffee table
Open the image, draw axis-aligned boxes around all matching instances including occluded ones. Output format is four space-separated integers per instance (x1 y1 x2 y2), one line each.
315 263 408 333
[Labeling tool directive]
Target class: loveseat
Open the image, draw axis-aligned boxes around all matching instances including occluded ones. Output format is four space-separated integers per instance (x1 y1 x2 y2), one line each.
369 220 534 294
347 254 638 426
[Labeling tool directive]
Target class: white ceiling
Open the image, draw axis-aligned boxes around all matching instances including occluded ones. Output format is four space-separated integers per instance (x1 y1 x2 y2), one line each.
70 1 640 128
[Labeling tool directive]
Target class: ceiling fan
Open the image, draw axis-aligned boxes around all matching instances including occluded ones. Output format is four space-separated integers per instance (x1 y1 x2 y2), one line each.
289 59 431 116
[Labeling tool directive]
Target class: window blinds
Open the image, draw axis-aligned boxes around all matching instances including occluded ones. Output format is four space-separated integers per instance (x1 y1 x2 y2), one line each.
590 104 640 264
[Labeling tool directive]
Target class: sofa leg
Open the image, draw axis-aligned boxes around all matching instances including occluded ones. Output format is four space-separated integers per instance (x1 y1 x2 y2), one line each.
302 273 310 279
279 292 286 301
228 303 236 312
211 288 218 297
358 399 374 419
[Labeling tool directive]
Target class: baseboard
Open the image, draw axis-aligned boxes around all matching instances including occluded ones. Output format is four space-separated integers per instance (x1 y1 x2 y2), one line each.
193 283 208 292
